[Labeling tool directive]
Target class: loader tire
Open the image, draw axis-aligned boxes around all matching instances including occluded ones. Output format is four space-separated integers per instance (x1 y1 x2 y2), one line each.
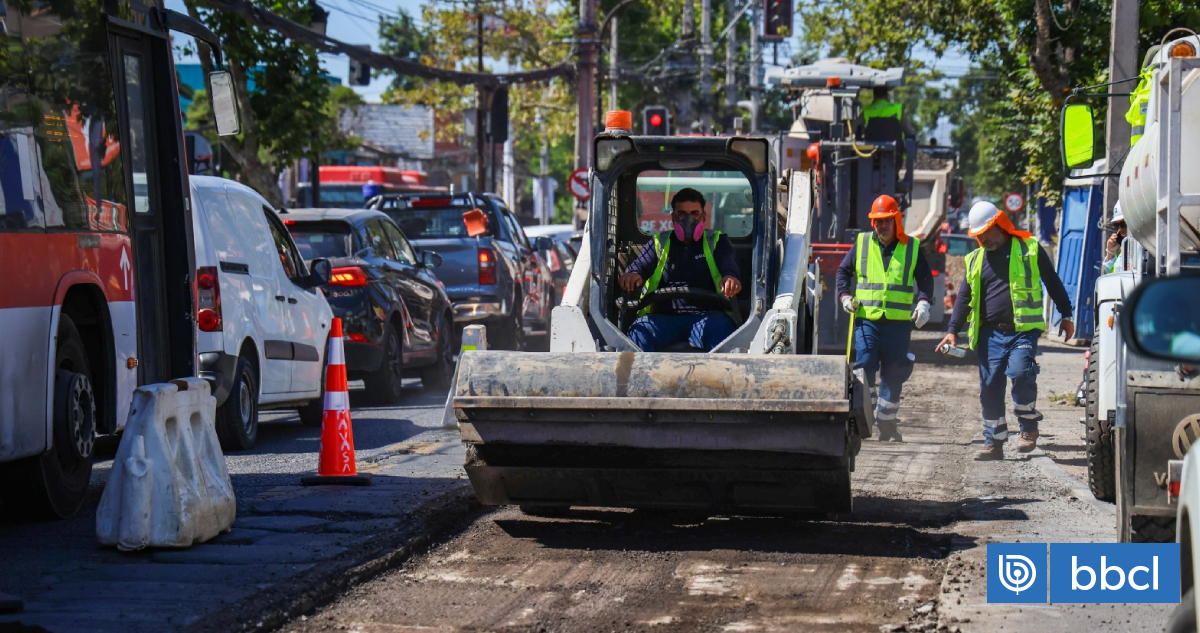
1084 338 1115 502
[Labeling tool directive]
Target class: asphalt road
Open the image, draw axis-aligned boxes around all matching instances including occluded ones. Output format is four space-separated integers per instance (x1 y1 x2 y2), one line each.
281 332 1176 633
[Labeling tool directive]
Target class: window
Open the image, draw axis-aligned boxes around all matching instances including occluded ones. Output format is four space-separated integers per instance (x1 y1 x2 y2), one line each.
361 219 397 260
381 206 475 239
635 170 755 238
382 220 418 265
500 209 531 249
287 223 353 260
264 208 303 281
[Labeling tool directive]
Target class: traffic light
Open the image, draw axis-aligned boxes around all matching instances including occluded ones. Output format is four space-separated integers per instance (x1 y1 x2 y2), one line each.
763 0 793 41
643 105 670 136
487 87 509 143
348 46 371 86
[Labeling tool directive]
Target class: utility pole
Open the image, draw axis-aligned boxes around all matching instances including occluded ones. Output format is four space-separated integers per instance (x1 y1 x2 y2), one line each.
539 106 551 224
609 15 619 112
725 0 736 111
574 0 597 223
749 0 760 132
1102 0 1138 224
672 0 696 128
475 4 486 191
699 0 712 131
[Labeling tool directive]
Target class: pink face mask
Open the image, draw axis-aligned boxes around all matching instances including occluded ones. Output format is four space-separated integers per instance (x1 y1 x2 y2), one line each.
673 215 704 242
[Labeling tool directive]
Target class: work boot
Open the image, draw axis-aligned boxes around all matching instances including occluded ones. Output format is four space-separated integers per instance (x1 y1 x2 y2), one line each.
1017 431 1040 453
975 443 1004 461
875 422 903 442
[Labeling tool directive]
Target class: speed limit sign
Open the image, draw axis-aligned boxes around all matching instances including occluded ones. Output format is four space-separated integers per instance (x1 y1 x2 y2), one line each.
1004 192 1025 213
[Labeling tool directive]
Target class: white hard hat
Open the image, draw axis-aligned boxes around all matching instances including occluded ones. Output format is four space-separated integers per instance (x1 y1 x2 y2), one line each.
967 201 1000 237
1111 202 1124 225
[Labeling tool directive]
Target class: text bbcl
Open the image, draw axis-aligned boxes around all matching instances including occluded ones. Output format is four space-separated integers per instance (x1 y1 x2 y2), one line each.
988 543 1180 603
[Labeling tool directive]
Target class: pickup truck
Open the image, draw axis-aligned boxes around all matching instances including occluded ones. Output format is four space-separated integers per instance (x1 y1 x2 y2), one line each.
367 192 552 350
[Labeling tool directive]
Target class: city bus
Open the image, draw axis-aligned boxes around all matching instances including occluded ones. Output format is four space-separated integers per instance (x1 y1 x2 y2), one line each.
0 0 239 519
294 165 446 208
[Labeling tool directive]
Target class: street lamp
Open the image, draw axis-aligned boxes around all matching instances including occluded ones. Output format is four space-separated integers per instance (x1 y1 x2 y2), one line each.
306 0 329 37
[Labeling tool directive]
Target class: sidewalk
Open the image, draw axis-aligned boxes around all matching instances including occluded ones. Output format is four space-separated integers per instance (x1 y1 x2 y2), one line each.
0 424 472 633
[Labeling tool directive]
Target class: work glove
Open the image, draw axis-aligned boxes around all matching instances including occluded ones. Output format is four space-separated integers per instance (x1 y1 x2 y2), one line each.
911 300 931 329
841 295 858 315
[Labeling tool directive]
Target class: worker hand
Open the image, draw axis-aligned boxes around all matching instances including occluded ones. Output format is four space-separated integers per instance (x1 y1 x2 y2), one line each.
911 300 931 329
721 275 742 298
936 332 957 353
618 272 644 293
1106 232 1121 256
840 295 858 315
1059 319 1075 341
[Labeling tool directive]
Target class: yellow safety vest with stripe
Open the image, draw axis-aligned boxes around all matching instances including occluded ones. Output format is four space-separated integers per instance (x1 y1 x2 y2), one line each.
853 232 919 321
639 230 724 317
963 236 1046 350
862 99 903 124
1126 67 1152 146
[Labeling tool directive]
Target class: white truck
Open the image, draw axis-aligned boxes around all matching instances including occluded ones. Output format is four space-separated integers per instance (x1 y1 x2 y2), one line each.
1064 34 1200 543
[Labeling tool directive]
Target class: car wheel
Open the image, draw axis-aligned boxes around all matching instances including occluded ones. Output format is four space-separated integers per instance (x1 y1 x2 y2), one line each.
419 314 455 390
298 338 329 428
0 314 97 519
1167 588 1196 633
365 323 404 404
216 355 259 451
493 300 525 351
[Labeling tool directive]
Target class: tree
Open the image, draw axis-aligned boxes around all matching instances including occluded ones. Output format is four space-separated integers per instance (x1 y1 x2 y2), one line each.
184 0 335 206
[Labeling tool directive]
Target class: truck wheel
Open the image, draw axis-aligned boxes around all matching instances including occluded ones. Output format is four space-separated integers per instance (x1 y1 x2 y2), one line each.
1085 337 1115 502
298 338 329 428
0 314 97 519
216 355 259 451
1128 514 1177 543
365 323 404 404
1166 588 1196 633
419 314 455 390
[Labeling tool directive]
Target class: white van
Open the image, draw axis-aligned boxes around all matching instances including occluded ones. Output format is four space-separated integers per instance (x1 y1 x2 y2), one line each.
190 176 334 450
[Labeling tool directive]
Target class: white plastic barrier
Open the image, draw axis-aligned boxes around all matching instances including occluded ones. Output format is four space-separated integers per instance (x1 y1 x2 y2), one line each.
97 378 235 550
442 325 487 429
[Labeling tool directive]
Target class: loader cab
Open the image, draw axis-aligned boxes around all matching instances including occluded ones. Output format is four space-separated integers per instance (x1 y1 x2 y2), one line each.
588 135 775 352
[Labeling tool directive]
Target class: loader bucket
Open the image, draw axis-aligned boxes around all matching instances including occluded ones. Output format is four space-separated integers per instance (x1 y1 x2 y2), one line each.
453 351 856 515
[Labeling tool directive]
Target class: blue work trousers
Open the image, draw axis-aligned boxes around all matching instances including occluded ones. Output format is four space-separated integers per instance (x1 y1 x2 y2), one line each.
853 317 914 422
628 312 736 352
977 327 1043 446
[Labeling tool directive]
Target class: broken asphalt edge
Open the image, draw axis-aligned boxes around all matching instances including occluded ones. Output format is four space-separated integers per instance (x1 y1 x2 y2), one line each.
182 484 483 633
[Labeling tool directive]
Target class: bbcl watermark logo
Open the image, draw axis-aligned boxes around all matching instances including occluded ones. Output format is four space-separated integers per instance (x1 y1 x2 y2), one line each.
987 543 1180 603
987 544 1047 603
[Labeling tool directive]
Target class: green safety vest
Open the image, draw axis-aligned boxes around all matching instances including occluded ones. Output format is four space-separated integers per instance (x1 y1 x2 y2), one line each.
863 99 903 124
639 230 724 317
963 236 1046 350
1126 67 1152 146
853 232 919 321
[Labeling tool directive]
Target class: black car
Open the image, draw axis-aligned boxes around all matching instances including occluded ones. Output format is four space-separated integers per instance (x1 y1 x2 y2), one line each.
281 209 455 402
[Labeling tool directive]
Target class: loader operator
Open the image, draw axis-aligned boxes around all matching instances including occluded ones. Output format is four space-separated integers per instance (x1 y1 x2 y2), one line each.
859 86 917 138
836 194 934 442
937 201 1075 461
619 187 742 352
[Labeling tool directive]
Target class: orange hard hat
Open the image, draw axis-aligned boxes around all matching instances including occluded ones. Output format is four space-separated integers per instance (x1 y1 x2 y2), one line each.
869 194 900 219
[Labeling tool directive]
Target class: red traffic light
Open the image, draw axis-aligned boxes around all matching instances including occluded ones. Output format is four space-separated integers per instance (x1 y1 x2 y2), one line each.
649 114 663 127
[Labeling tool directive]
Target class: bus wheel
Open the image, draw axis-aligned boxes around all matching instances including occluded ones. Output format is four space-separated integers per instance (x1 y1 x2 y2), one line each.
0 314 97 520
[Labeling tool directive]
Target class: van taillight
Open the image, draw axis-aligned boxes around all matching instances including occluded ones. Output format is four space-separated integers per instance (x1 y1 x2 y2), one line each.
479 247 497 285
330 266 369 287
196 266 222 331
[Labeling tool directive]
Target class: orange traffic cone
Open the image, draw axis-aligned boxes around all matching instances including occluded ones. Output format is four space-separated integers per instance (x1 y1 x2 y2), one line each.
302 318 371 486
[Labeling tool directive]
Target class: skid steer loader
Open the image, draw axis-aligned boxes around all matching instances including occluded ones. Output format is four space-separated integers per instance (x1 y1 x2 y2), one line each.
449 124 871 515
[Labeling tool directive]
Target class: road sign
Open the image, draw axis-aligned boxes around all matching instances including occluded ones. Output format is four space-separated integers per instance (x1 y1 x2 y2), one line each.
1004 192 1025 213
568 168 590 201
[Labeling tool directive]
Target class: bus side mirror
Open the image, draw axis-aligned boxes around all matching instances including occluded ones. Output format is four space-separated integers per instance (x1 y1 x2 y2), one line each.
209 71 242 137
1119 275 1200 363
1061 103 1096 170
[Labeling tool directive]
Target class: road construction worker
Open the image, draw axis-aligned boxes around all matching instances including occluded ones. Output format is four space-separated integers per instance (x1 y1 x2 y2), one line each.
938 201 1075 460
620 187 742 352
1127 65 1153 146
836 194 934 442
860 86 917 138
1103 202 1129 274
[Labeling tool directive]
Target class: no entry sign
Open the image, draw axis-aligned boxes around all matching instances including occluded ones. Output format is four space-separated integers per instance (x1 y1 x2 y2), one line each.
568 168 590 201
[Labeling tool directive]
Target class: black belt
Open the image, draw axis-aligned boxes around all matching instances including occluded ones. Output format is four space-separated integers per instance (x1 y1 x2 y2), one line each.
985 322 1015 332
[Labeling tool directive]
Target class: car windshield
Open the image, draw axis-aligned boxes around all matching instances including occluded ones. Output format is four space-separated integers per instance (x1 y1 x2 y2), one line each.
635 170 755 238
382 207 475 240
287 223 353 260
